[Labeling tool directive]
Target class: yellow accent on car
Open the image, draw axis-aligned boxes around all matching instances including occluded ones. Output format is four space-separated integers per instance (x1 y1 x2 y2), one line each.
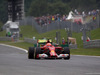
51 50 55 53
38 39 52 43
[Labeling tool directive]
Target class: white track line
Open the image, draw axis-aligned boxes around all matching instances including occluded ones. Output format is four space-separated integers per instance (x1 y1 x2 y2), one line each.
0 44 28 53
0 44 100 58
73 55 100 58
85 73 100 75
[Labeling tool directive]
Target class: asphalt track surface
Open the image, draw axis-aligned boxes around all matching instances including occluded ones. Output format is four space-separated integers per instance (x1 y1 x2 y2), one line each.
0 44 100 75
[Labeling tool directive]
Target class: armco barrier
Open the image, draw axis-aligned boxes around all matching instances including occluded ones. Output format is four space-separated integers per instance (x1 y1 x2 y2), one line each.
18 14 100 33
83 40 100 48
69 44 77 49
0 37 12 41
24 38 37 44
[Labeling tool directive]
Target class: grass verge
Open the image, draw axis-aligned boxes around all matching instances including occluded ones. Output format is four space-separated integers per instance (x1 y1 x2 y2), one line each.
0 25 100 56
0 41 100 56
71 48 100 56
0 41 33 50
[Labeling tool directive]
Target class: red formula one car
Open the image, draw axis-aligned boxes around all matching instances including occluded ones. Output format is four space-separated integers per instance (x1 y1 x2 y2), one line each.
28 39 70 60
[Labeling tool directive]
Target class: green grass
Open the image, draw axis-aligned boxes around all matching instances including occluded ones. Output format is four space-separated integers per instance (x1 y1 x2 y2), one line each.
0 25 100 56
20 25 38 39
91 28 100 40
71 48 100 56
1 41 100 56
0 30 6 36
0 41 33 50
20 25 100 47
8 42 34 50
20 25 68 42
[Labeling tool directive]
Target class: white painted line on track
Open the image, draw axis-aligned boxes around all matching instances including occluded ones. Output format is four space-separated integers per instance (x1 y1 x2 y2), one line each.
85 73 100 75
73 55 100 58
0 44 28 53
0 44 100 58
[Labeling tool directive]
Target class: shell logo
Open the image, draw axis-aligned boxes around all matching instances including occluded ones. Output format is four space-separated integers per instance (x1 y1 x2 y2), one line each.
51 50 55 53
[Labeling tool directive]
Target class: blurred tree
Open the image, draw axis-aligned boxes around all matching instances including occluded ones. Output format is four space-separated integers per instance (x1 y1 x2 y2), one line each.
0 0 100 21
48 1 70 15
25 0 34 16
28 0 70 16
0 1 7 23
28 0 48 16
70 0 97 11
0 21 3 31
96 0 100 8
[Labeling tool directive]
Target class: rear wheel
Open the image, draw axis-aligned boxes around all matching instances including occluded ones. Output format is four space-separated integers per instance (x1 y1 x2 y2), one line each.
34 47 41 59
63 47 70 60
28 47 34 59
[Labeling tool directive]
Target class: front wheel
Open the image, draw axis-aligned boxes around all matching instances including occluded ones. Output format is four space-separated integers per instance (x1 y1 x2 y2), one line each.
28 47 34 59
63 47 70 60
34 47 41 59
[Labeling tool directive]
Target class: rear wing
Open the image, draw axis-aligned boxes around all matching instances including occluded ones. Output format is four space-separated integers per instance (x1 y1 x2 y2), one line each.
38 39 52 43
34 39 69 48
34 39 52 47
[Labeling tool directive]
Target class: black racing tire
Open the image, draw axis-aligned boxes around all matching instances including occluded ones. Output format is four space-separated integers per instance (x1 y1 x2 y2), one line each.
28 47 34 59
34 47 41 59
63 47 70 60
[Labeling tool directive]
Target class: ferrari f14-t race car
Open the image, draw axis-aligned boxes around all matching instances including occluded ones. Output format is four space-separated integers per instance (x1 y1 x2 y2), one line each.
28 39 70 60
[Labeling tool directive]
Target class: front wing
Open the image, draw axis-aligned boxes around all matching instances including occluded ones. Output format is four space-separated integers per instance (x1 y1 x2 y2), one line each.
38 54 69 59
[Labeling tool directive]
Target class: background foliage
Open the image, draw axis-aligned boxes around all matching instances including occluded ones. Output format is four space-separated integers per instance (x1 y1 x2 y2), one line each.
0 0 100 23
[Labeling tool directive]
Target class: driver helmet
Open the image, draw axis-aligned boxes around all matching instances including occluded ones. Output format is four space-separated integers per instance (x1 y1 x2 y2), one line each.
46 43 52 46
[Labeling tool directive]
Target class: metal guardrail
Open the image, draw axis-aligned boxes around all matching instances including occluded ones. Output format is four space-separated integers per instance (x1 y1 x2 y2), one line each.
0 37 12 41
69 44 77 49
24 38 37 44
18 14 100 33
83 40 100 48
